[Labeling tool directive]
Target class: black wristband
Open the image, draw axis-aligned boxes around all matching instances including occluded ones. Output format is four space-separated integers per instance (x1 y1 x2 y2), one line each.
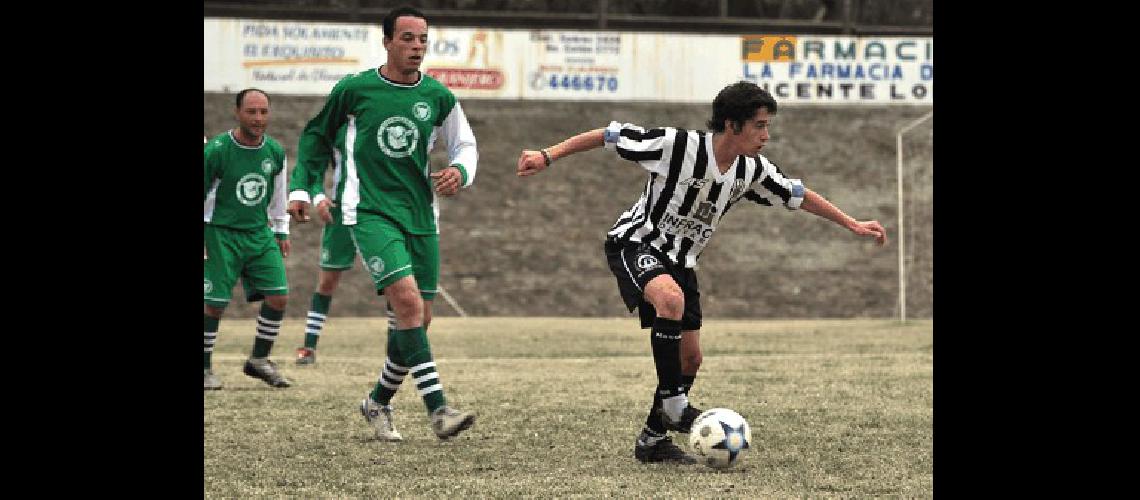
540 149 552 167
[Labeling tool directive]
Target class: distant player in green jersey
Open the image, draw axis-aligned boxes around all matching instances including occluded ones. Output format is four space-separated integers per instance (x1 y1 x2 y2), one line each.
288 125 416 372
204 88 293 390
288 6 478 441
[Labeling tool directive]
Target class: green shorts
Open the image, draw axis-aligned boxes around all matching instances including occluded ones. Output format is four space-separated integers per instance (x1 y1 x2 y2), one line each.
349 212 439 300
319 220 357 270
204 224 288 307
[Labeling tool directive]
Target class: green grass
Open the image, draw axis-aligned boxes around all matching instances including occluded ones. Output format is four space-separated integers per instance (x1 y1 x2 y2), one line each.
205 317 933 498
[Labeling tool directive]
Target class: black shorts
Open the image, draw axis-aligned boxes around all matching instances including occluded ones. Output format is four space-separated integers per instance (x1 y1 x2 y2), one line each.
604 238 702 331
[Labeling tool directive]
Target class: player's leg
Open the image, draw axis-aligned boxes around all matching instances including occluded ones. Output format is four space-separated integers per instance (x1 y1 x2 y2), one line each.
680 330 701 396
297 222 355 364
353 216 473 440
203 226 242 390
240 231 292 388
677 268 704 401
604 239 695 464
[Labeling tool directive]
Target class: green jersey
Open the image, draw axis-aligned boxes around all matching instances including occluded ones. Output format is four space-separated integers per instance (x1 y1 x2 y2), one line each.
204 131 290 236
289 124 347 208
293 68 478 235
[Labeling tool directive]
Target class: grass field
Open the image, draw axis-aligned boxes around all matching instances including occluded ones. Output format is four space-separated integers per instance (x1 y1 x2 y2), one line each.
204 317 933 498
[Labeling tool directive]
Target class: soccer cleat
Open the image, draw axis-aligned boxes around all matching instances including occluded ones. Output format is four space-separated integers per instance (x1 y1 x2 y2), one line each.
243 358 292 388
360 397 404 441
431 406 476 440
295 347 316 365
634 433 697 464
660 404 704 434
204 369 223 390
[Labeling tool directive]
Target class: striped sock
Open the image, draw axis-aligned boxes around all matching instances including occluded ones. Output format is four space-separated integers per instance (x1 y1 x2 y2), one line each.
251 303 284 358
304 293 332 349
204 314 219 369
392 326 446 414
370 354 408 406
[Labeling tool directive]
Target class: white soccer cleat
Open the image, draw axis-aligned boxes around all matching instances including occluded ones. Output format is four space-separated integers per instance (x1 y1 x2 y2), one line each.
360 397 404 442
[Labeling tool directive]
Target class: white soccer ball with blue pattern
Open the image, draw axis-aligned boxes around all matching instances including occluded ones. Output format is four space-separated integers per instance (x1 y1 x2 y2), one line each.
688 408 752 469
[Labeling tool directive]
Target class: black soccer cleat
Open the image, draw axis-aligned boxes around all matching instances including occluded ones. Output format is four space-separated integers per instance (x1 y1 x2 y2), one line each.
660 404 704 433
634 434 697 464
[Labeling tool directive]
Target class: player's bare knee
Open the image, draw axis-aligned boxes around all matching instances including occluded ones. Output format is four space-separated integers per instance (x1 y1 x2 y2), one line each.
317 270 342 294
386 286 423 322
265 295 287 311
204 304 226 318
655 289 685 319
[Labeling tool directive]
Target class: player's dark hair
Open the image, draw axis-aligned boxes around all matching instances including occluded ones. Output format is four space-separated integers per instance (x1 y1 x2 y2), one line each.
706 81 777 133
383 5 427 39
235 88 270 108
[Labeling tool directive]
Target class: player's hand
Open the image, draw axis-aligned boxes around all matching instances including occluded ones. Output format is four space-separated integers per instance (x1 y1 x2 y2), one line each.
277 238 291 257
431 166 462 196
852 220 887 246
316 199 335 223
517 150 547 177
288 200 310 222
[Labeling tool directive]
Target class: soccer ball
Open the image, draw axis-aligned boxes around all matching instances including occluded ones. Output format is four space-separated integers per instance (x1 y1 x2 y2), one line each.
688 408 752 469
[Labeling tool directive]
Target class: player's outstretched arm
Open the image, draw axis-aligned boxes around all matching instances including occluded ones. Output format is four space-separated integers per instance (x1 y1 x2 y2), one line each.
800 188 888 246
517 128 605 177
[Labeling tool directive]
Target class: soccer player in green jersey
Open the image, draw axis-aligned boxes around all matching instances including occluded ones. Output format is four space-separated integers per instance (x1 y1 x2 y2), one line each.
288 6 478 441
288 124 417 374
204 88 293 390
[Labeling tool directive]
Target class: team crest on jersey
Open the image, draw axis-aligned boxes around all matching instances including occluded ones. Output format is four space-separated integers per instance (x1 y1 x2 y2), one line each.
367 256 386 276
261 158 274 175
236 173 268 206
204 279 213 294
681 178 709 189
377 116 419 158
413 102 432 122
636 254 661 272
729 179 747 200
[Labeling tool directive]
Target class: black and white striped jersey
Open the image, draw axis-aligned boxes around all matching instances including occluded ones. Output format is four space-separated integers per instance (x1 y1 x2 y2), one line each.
602 120 806 269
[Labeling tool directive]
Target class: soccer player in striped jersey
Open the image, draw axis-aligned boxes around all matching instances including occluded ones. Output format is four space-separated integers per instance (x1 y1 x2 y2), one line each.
517 81 887 464
204 88 294 390
288 6 478 441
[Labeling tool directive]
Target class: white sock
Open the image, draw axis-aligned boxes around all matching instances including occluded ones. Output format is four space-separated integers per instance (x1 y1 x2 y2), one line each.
662 394 689 422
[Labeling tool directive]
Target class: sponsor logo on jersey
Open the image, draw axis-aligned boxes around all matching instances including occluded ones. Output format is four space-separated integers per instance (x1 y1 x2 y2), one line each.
413 102 432 122
659 211 715 245
204 279 213 294
367 256 386 276
261 158 274 175
236 173 268 206
377 116 419 158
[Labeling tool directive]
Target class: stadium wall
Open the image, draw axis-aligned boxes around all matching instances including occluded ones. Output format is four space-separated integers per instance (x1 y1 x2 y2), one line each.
205 19 933 319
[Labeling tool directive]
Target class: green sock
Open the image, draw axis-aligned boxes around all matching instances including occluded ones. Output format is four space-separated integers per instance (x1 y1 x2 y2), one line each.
304 293 332 349
391 326 446 414
251 302 284 358
369 330 407 405
204 314 219 369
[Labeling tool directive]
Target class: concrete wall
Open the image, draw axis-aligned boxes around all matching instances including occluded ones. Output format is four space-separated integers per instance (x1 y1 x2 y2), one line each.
205 94 932 319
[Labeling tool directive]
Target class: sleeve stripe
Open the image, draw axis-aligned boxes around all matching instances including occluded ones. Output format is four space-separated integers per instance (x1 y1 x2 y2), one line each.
620 128 667 141
616 147 663 162
760 176 792 204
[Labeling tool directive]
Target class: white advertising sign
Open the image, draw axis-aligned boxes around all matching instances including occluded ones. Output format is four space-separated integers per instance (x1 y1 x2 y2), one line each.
205 18 932 104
